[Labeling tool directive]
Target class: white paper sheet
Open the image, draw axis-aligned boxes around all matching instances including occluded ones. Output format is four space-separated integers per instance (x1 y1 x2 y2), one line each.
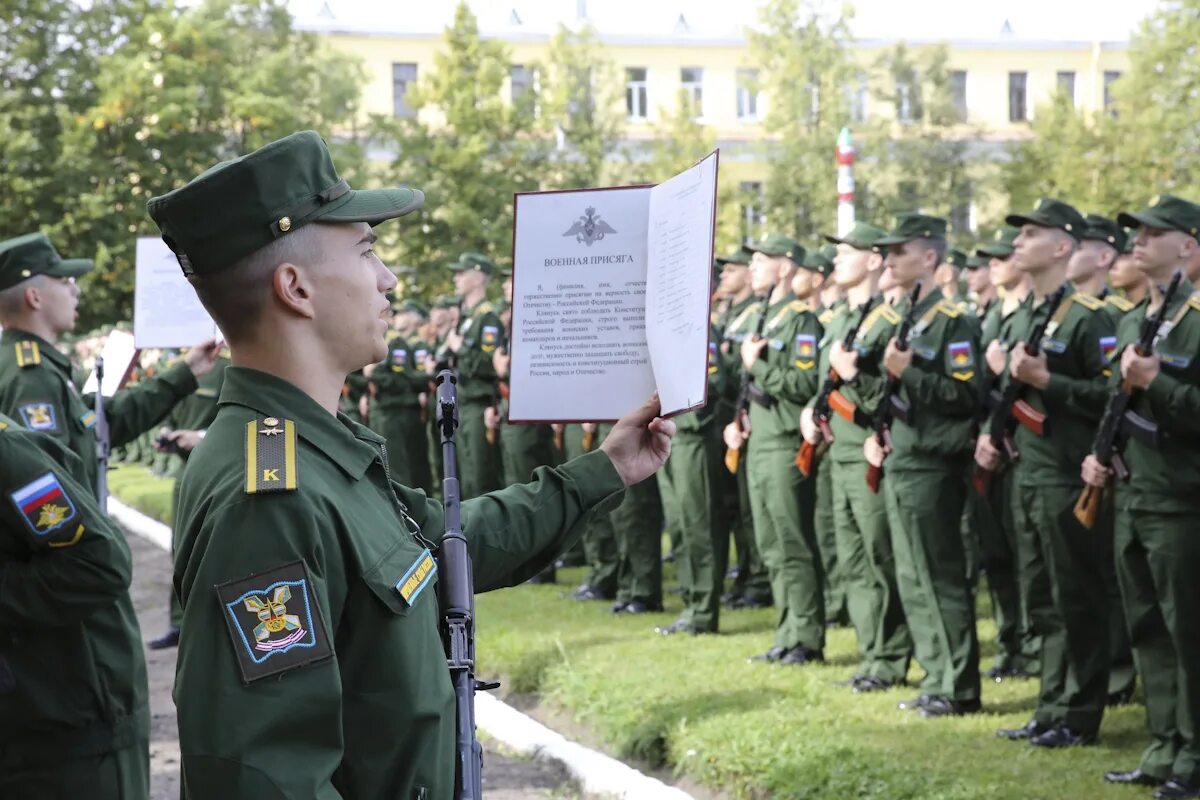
81 329 137 397
133 237 219 348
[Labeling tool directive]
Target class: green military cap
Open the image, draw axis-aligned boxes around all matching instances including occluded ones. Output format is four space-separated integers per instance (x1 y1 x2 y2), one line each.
976 226 1019 258
0 232 93 292
1118 194 1200 241
748 232 804 262
147 130 424 277
715 245 754 266
1005 197 1086 240
945 248 969 268
824 221 888 250
1080 214 1127 251
800 244 834 275
448 252 496 275
432 293 460 309
964 254 989 270
875 213 948 246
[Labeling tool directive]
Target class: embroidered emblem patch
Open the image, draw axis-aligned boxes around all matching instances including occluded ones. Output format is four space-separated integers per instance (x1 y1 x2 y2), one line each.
391 348 407 373
481 325 500 353
216 561 332 684
948 341 974 369
794 333 817 369
415 348 429 364
1042 339 1067 354
9 472 83 546
79 410 97 429
1099 336 1117 361
18 402 59 433
708 341 719 374
1161 352 1192 370
395 548 438 606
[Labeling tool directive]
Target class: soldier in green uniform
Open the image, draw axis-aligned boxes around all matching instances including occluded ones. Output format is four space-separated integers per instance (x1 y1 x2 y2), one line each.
862 214 983 718
0 233 221 495
810 221 913 691
980 199 1115 747
366 299 433 493
964 254 997 318
725 233 826 664
147 130 676 799
1088 194 1200 798
973 226 1041 683
1068 214 1124 301
564 422 621 602
941 249 971 314
147 349 231 650
1111 235 1150 308
0 415 151 799
424 294 462 496
715 249 773 609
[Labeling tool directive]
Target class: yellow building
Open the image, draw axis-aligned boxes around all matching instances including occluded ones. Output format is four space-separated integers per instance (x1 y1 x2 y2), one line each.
294 0 1133 230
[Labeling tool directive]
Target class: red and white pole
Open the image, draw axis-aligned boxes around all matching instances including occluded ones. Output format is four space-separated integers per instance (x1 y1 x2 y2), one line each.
836 126 855 237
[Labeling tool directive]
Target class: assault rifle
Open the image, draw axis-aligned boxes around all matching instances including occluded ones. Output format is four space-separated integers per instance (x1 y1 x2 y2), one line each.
971 285 1067 495
95 357 110 512
1073 271 1183 529
724 294 771 474
795 297 877 477
864 283 923 493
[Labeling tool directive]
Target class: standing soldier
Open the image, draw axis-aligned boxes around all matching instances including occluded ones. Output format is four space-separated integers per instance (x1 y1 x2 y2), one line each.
424 293 461 496
1088 194 1200 796
445 253 504 498
0 233 221 496
980 199 1115 747
964 254 997 318
1068 214 1124 301
941 249 971 313
366 299 433 494
811 221 913 692
565 423 620 603
725 234 826 665
716 249 772 610
864 214 983 718
0 416 151 799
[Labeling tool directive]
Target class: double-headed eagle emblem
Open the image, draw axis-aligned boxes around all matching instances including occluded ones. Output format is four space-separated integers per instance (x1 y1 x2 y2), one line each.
562 207 616 247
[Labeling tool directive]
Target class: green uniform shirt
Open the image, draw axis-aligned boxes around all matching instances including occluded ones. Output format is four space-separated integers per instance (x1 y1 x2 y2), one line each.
454 299 503 403
370 335 425 410
0 415 149 765
0 328 199 495
874 288 982 470
674 323 728 433
172 367 627 799
1113 288 1200 512
747 296 822 441
828 295 896 463
719 295 762 406
1007 288 1115 487
1103 293 1136 326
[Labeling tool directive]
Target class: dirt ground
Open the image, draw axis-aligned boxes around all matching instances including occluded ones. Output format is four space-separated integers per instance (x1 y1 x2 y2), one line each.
124 528 579 799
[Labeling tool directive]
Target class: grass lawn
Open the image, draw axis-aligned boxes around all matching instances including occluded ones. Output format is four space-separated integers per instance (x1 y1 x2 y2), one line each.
111 466 1152 799
108 462 176 524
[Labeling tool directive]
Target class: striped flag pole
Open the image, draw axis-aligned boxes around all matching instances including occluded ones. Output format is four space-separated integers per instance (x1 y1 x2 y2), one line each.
836 126 855 237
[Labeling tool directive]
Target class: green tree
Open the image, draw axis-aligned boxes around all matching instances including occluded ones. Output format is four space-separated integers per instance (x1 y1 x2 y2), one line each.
748 0 856 238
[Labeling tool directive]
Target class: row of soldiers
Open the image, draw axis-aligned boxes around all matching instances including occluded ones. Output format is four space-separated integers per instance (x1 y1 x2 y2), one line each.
351 197 1200 799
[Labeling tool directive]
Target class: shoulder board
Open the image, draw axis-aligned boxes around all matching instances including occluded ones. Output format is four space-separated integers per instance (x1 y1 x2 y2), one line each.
476 301 495 316
867 304 902 328
1106 295 1134 312
15 340 42 368
936 301 961 318
1069 292 1104 311
0 420 7 432
818 308 836 325
1189 293 1200 313
789 300 810 313
244 416 299 494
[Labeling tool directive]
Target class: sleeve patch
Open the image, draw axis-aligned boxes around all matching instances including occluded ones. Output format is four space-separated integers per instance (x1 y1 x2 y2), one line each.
15 340 41 368
708 341 719 374
244 417 298 494
948 340 974 369
18 402 60 434
794 333 817 368
1161 352 1192 369
8 471 83 546
1099 336 1117 361
216 561 333 684
481 325 500 353
951 370 976 382
1041 339 1067 354
390 348 407 373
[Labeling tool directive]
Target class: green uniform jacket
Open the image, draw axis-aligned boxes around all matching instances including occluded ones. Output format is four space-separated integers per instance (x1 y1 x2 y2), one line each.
1112 287 1200 513
1006 288 1115 487
370 335 425 410
719 295 761 406
173 367 627 800
747 296 822 441
0 415 149 766
454 299 503 404
874 289 982 470
0 329 199 495
674 323 728 433
828 295 897 463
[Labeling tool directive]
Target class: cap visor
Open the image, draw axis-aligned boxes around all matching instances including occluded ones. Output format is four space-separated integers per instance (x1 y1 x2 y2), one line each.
976 245 1013 258
316 187 425 225
874 234 914 246
43 258 94 279
1117 210 1172 231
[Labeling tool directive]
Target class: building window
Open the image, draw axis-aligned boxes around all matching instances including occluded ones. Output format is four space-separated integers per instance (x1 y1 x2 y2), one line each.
847 71 869 123
740 181 764 240
392 62 418 118
1008 71 1028 122
736 68 759 121
681 67 703 117
896 77 919 123
1104 71 1121 113
625 67 648 120
511 64 534 105
950 70 968 121
1056 71 1076 107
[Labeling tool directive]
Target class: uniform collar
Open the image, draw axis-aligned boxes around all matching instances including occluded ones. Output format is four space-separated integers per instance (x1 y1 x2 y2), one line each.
218 366 381 480
911 286 944 316
0 327 71 371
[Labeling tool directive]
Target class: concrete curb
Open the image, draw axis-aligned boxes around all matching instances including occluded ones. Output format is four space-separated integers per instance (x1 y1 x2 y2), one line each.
109 495 694 800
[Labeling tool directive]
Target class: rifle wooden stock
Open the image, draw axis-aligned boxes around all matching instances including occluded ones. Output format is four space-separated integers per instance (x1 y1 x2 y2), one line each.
1012 399 1046 436
725 445 742 475
553 428 564 451
582 429 595 452
1073 483 1103 529
485 426 497 445
971 465 992 496
866 462 883 494
829 390 857 424
795 441 815 477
